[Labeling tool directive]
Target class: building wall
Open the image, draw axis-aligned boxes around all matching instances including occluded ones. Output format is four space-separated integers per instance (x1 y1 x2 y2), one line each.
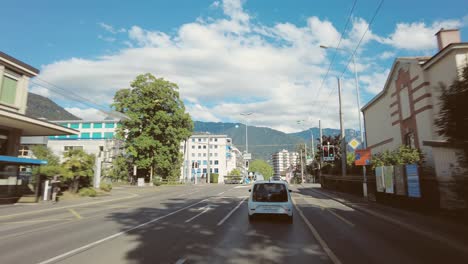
0 65 30 115
272 150 298 177
182 135 234 183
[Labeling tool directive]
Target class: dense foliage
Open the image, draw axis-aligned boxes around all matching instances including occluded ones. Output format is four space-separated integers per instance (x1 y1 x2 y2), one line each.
113 74 193 181
249 159 274 180
62 149 95 193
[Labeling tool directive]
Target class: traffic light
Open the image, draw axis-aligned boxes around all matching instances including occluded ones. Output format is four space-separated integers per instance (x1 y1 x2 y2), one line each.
245 160 249 168
329 146 335 158
323 146 329 159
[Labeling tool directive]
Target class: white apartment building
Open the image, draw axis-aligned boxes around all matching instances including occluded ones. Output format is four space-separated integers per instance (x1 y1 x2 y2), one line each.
272 149 298 177
47 119 122 162
181 134 236 184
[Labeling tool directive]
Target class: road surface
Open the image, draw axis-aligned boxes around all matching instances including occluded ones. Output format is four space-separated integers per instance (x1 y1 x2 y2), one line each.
0 183 467 264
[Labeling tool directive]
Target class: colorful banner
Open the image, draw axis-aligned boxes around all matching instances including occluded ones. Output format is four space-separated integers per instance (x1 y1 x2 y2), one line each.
406 164 421 198
394 165 406 195
375 166 385 192
384 166 394 194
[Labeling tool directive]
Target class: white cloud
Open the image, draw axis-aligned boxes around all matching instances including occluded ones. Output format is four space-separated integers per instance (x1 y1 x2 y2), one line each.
98 35 116 43
359 69 390 95
65 107 108 120
98 22 126 34
381 19 463 50
379 51 396 60
211 1 220 8
33 0 463 133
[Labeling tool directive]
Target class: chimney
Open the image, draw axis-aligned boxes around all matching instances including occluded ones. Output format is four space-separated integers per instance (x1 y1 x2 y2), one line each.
435 28 461 51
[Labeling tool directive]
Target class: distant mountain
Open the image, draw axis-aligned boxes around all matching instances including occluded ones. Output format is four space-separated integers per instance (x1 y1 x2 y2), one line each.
193 121 360 161
26 92 80 120
289 128 362 142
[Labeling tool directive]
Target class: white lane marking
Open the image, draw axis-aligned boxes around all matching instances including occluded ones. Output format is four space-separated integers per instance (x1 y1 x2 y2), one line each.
175 258 186 264
234 185 251 189
176 190 200 198
217 197 247 226
292 197 342 264
298 193 355 227
217 192 225 196
185 206 211 223
37 198 209 264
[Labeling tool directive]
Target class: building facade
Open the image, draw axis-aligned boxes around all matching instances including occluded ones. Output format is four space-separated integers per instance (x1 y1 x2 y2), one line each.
0 51 77 197
272 149 298 177
47 120 121 162
362 29 468 209
181 134 236 184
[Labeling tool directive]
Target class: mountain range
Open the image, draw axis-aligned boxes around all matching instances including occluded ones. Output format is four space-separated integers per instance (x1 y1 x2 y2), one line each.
26 93 360 160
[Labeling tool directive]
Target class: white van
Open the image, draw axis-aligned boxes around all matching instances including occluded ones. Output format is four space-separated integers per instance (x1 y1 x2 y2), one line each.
247 180 293 223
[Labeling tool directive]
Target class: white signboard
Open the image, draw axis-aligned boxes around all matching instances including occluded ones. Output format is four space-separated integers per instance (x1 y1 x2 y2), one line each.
137 178 145 187
243 153 252 160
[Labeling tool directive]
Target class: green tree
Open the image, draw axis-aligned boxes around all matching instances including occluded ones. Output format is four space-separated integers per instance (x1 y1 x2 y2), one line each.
435 65 468 205
30 145 64 178
113 73 193 182
249 159 273 180
106 155 130 181
62 149 95 193
229 168 242 176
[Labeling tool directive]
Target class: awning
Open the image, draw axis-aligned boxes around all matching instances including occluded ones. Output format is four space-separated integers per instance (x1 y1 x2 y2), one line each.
0 108 78 136
0 155 47 165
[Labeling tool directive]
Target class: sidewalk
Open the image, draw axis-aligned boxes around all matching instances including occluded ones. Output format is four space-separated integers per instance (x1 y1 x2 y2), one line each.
299 184 468 252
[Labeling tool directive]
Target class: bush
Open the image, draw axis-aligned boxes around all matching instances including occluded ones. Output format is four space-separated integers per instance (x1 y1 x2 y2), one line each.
100 182 112 192
210 173 219 183
79 187 97 197
153 176 162 186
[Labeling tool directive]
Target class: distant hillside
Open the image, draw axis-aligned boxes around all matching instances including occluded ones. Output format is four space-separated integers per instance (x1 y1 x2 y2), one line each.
193 121 359 161
289 128 362 142
26 92 80 120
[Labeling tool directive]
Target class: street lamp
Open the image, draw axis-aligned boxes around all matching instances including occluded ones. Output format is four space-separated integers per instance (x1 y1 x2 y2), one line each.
240 112 253 155
320 44 368 196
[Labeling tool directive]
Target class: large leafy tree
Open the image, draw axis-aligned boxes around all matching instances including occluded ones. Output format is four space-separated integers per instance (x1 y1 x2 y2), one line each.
435 65 468 204
62 149 95 193
435 65 468 165
113 73 193 181
30 145 64 177
249 159 274 180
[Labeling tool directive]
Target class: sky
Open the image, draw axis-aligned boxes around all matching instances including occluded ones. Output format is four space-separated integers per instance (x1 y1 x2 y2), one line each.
1 0 467 133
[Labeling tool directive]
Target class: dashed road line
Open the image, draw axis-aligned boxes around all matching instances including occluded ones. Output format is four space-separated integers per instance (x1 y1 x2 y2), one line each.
37 198 210 264
292 197 342 264
68 209 82 220
217 197 247 226
185 206 211 223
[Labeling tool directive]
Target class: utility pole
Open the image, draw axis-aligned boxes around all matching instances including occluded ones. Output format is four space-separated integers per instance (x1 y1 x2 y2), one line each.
207 135 211 184
338 77 347 177
299 149 304 183
318 119 323 181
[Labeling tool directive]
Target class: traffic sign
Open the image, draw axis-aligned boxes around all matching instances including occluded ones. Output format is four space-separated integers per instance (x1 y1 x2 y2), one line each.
348 138 361 150
355 149 371 166
243 153 252 160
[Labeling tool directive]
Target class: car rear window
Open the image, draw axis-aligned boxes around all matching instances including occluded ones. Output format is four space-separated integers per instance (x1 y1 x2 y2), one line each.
252 183 288 202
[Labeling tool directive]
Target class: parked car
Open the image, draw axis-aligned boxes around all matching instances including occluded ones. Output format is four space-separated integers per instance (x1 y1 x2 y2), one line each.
247 180 293 223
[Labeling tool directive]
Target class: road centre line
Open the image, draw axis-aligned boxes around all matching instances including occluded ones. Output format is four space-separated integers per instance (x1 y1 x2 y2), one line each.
176 190 200 198
0 218 72 224
217 197 247 226
0 192 139 220
37 198 210 264
292 197 342 264
68 209 82 220
175 258 186 264
185 206 211 223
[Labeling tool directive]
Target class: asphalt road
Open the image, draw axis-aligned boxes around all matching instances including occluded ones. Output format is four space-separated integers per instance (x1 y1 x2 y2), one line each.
0 183 467 264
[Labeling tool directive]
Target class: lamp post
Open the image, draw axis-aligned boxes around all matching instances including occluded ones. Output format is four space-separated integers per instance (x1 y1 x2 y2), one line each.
240 112 253 155
321 45 367 195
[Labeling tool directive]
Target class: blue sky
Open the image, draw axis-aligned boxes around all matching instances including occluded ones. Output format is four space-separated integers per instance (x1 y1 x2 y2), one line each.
1 0 467 132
